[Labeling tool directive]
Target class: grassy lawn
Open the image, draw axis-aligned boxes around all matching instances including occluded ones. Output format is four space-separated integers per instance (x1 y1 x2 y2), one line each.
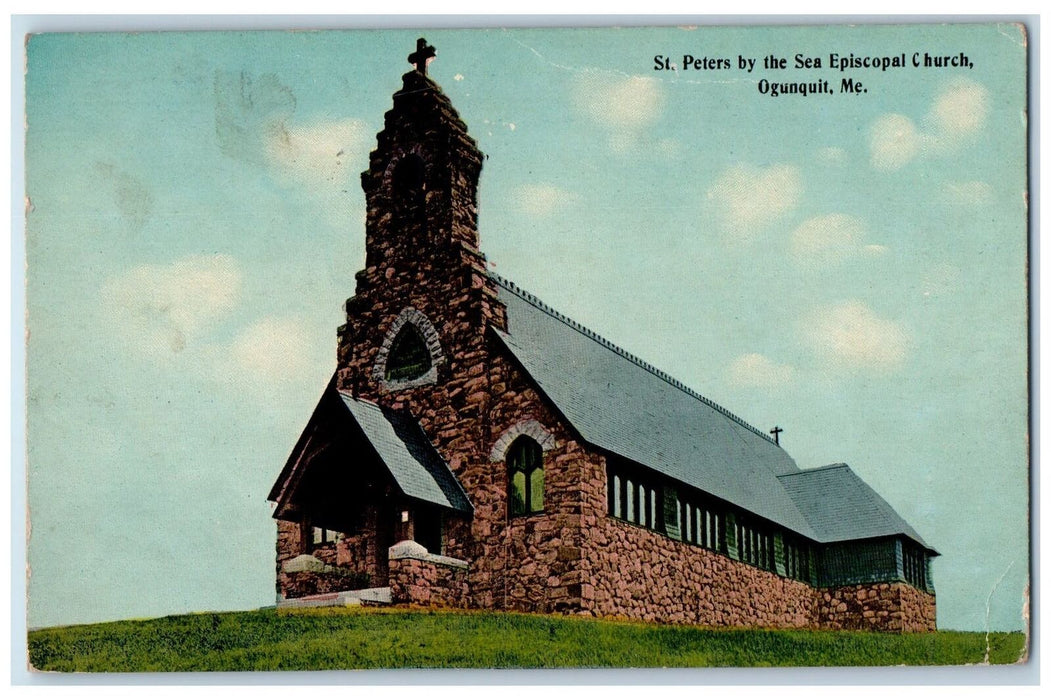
28 607 1027 672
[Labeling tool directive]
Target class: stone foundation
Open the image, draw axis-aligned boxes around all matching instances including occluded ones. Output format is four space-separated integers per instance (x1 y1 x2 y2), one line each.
584 519 815 628
818 582 937 632
278 507 935 632
581 519 937 632
819 575 937 630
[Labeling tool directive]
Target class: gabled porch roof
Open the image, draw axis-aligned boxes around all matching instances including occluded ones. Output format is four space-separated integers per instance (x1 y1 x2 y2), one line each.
269 376 472 520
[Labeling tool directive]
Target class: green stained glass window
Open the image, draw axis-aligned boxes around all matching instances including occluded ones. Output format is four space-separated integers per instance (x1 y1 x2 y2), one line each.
507 436 544 516
384 324 431 381
510 470 527 516
529 468 544 511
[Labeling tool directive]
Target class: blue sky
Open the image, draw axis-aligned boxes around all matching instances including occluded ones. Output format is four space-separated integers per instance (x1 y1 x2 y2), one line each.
24 25 1028 632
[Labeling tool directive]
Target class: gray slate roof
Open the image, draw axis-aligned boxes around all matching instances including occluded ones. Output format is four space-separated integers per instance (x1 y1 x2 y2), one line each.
493 276 820 540
778 464 933 550
493 276 932 551
340 392 473 513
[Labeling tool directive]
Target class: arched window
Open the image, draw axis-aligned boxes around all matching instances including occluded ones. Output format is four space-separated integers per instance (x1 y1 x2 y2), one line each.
384 323 432 382
507 436 544 517
372 307 444 389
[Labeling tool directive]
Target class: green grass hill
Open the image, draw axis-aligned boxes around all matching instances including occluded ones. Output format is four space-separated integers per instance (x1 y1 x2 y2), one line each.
28 607 1027 672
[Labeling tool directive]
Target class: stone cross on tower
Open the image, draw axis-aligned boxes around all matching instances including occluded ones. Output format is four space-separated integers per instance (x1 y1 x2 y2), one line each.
408 38 436 75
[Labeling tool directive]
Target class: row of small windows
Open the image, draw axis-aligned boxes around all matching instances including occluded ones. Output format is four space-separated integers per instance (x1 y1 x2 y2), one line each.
514 452 925 592
735 519 777 573
682 501 726 553
610 474 658 529
609 468 735 559
607 462 816 584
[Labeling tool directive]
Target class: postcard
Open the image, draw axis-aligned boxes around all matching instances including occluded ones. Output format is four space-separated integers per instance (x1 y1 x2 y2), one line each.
22 22 1030 672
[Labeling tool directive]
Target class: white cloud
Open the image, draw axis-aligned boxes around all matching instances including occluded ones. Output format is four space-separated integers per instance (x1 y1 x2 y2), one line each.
944 180 994 207
99 256 324 389
573 73 664 151
513 183 576 218
869 113 922 171
265 118 371 188
927 78 990 143
707 164 802 238
100 254 243 356
228 317 314 384
802 301 908 371
728 353 796 388
868 78 991 171
791 213 866 265
816 146 847 165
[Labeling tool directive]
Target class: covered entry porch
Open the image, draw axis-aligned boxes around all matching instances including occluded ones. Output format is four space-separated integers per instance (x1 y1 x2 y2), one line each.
268 378 472 600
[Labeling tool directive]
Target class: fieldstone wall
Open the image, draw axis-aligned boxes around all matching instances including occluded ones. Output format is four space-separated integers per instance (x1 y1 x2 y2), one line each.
899 584 938 632
583 517 815 627
275 518 379 600
388 541 469 608
277 551 368 600
818 582 937 632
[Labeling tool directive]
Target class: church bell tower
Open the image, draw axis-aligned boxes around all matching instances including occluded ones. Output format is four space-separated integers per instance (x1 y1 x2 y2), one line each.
339 39 505 395
357 38 485 287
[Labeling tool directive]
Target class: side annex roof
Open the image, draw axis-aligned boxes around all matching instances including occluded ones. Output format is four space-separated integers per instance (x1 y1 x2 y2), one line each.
778 464 936 552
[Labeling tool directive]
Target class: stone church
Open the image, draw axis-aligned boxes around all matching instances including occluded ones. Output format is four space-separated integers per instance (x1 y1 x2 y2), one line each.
268 39 938 632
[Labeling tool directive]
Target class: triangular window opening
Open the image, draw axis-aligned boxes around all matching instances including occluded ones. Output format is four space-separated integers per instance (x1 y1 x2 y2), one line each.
384 324 432 382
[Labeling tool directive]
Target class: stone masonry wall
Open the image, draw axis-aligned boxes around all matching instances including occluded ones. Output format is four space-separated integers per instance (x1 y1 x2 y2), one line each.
818 582 937 632
475 352 596 614
584 517 816 627
574 451 935 631
899 584 938 632
583 517 936 631
276 518 378 599
275 519 309 599
388 543 470 608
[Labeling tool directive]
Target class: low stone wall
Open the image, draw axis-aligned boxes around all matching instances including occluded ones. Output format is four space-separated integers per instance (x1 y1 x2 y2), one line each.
817 582 936 632
388 540 469 608
584 519 937 632
584 519 816 628
279 553 371 600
